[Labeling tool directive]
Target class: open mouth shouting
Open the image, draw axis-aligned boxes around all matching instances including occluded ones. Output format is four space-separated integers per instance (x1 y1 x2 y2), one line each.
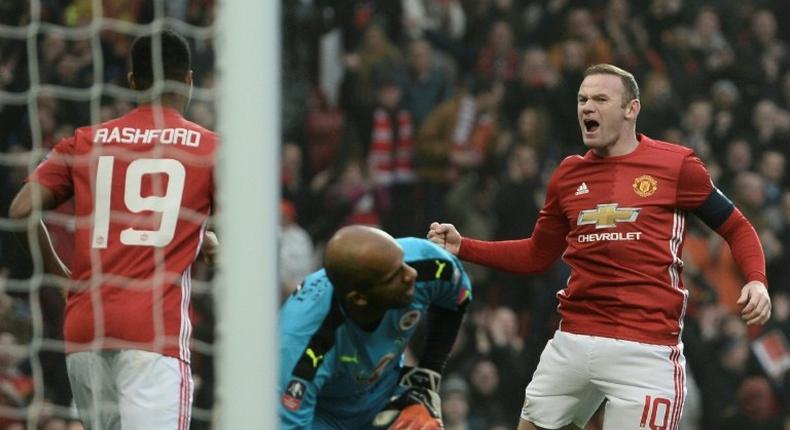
583 119 600 134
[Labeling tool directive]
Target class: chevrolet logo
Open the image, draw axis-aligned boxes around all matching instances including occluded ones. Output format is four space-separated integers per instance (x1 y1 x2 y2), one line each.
577 204 640 229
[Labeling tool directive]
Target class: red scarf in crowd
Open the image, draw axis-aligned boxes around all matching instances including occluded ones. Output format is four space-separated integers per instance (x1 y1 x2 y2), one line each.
368 107 416 186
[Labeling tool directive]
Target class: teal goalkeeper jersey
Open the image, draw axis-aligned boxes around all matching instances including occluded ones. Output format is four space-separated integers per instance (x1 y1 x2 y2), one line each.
278 238 472 429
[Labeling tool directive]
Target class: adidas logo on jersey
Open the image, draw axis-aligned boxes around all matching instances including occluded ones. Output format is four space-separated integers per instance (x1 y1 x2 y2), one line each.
575 182 590 196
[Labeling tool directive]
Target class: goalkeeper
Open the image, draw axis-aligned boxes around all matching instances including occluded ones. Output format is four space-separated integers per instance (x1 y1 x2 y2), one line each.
278 225 472 430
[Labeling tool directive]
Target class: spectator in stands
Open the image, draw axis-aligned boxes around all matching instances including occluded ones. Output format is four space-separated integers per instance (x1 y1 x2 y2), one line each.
719 137 753 192
696 306 755 428
501 47 561 132
735 9 787 102
279 200 315 301
733 171 769 231
602 0 651 73
281 142 314 227
444 174 495 287
0 332 33 407
488 144 542 309
637 71 681 138
340 22 404 140
366 74 420 237
466 358 509 427
415 78 502 226
484 307 531 416
403 39 454 130
507 107 556 162
657 24 708 103
758 150 786 209
550 8 613 70
720 376 784 430
682 98 714 160
304 89 344 179
750 99 788 151
402 0 466 44
475 20 519 83
440 374 483 430
319 160 382 235
687 6 734 81
709 79 743 150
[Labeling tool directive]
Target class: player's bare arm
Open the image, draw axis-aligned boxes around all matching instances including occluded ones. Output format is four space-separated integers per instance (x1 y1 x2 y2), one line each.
426 222 461 255
737 281 771 325
9 182 71 281
8 181 61 219
35 220 71 281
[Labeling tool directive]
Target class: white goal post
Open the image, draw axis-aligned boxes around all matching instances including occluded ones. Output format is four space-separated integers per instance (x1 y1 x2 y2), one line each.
216 0 279 428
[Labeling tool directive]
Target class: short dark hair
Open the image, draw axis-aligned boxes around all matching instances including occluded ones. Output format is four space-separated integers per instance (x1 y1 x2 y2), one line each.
129 30 191 90
584 64 639 105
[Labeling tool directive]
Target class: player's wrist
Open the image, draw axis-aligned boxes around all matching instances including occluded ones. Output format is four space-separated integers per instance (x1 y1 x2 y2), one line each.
372 367 444 428
744 273 768 287
456 236 466 257
400 366 441 392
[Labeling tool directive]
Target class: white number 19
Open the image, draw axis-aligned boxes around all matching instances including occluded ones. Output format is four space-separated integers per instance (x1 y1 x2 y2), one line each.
92 156 186 248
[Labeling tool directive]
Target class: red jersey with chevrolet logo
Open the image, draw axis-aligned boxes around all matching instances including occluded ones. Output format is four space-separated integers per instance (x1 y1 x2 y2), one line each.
465 134 716 345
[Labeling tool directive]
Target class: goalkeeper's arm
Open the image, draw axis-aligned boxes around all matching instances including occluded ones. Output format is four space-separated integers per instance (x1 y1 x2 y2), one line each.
373 304 466 429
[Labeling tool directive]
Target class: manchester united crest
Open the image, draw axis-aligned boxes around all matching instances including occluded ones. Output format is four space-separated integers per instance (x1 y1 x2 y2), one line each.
632 175 657 197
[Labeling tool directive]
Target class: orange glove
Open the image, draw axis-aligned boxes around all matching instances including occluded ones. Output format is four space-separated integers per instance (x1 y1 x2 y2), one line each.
387 403 444 430
372 368 443 429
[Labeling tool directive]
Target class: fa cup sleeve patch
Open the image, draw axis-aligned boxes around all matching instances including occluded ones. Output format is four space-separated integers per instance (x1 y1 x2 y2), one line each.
282 379 306 411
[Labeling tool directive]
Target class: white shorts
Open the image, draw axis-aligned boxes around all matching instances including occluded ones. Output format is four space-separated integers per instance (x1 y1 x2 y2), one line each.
521 331 686 430
66 350 193 430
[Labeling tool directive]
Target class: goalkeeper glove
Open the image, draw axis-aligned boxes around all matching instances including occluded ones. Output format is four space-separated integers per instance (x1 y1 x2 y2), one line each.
372 367 443 430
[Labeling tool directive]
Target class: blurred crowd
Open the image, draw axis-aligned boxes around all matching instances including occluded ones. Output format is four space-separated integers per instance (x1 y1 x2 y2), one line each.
2 0 790 429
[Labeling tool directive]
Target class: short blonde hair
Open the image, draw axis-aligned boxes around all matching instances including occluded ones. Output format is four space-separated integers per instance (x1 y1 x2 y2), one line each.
584 64 640 105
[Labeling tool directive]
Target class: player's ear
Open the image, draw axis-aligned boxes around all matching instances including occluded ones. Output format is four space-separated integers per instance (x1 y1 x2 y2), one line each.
625 98 640 120
185 70 194 109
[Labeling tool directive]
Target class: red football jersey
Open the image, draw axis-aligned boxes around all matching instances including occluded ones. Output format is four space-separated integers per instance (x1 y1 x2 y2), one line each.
31 105 217 362
464 135 720 345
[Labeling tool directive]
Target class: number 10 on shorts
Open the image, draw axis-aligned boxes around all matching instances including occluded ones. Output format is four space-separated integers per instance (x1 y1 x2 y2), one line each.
639 395 671 430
